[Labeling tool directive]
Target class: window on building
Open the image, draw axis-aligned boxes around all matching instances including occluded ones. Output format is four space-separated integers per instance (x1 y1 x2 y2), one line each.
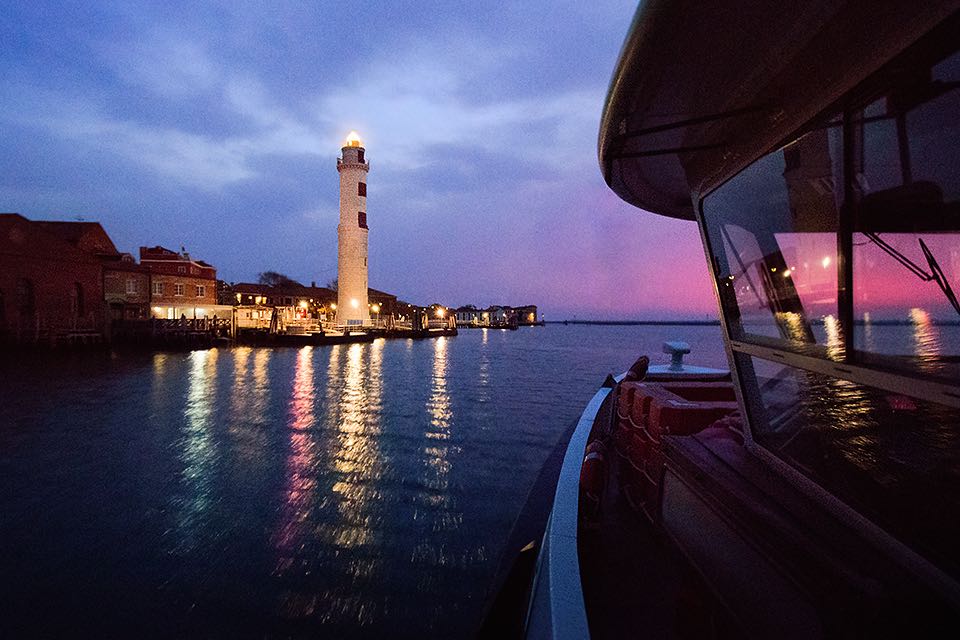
196 285 205 298
357 149 365 163
358 211 368 229
177 266 186 274
126 279 137 295
174 283 184 297
16 278 34 324
152 282 163 296
71 283 84 318
358 182 367 197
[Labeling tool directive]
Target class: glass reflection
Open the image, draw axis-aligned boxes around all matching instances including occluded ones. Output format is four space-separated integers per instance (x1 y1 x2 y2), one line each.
910 307 942 372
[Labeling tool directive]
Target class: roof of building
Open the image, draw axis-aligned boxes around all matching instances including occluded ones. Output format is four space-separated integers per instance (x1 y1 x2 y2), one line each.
230 282 337 299
368 287 398 300
0 213 108 263
32 220 118 255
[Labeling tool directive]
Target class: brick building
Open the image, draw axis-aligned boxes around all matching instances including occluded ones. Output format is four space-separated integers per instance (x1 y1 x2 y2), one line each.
0 214 105 344
33 221 152 322
140 246 229 319
102 254 151 321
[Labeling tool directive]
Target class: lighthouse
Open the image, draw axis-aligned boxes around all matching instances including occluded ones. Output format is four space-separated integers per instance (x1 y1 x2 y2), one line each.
336 131 370 325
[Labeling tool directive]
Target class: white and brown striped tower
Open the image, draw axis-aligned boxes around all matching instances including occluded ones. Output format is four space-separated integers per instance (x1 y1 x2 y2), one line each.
336 131 370 325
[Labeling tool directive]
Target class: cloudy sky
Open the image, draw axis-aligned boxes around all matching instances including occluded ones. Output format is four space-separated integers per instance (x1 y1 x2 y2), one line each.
0 0 716 319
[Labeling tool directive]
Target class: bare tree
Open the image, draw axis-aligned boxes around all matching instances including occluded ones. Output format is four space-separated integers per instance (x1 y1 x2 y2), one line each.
258 271 299 287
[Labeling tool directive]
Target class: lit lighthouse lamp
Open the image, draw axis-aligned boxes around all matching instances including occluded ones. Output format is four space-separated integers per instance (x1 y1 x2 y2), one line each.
336 131 370 326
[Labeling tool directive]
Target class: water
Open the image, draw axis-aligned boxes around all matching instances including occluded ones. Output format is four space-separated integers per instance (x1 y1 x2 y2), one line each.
0 324 725 639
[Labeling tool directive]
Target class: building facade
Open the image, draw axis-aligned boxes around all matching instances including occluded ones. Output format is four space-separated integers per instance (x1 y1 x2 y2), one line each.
103 255 151 321
337 132 370 325
140 246 228 319
0 214 105 343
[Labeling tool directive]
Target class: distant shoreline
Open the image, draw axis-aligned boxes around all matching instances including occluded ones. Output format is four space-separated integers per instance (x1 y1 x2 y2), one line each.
549 318 960 327
547 320 720 326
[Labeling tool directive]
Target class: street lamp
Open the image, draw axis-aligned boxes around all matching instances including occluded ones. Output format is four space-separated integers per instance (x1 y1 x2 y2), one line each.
371 303 380 324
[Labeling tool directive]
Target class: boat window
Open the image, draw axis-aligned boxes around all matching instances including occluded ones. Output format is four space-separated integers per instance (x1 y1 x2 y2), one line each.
742 353 960 581
703 124 844 351
703 43 960 379
851 48 960 367
702 25 960 570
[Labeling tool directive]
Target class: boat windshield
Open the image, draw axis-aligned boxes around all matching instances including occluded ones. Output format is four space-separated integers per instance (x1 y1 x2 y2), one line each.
704 46 960 382
700 32 960 581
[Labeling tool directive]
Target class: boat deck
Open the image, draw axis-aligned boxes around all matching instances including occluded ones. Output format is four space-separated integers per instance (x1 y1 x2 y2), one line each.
577 393 739 639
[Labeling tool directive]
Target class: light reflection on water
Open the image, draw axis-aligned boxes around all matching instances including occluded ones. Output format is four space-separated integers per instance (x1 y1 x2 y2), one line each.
910 307 943 373
0 324 728 638
176 348 219 554
274 347 317 576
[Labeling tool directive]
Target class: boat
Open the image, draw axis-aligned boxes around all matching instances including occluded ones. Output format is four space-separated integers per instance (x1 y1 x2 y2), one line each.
482 1 960 637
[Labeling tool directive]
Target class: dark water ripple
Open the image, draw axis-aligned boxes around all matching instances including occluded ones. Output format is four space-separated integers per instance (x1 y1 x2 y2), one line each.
0 325 724 638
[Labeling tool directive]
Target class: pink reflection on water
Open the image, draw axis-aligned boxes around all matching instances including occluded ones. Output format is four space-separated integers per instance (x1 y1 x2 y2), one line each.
273 347 317 568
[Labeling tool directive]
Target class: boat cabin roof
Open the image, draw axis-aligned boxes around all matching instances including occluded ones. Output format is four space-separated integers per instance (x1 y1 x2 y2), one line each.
598 0 959 219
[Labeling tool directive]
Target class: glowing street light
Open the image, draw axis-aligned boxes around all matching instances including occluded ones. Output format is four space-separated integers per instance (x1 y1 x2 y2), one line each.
350 298 359 309
436 308 445 318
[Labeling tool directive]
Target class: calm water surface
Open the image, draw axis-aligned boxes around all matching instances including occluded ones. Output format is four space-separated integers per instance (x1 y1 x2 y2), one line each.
0 325 725 638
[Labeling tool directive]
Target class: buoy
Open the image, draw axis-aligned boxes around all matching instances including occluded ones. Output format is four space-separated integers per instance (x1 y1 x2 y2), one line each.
580 440 607 526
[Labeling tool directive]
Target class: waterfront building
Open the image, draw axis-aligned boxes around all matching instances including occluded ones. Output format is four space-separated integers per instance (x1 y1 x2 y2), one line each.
514 305 540 325
102 253 151 321
336 131 370 326
33 220 151 322
485 305 515 327
368 287 398 325
140 246 231 320
0 213 104 343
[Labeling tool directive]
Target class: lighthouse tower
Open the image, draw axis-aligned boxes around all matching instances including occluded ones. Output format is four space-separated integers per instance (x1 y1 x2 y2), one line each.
336 131 370 325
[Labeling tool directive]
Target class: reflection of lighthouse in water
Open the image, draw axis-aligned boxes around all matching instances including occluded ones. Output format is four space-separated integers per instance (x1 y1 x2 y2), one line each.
337 131 370 325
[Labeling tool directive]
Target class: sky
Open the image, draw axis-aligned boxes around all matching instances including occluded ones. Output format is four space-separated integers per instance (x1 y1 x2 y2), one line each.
0 0 717 320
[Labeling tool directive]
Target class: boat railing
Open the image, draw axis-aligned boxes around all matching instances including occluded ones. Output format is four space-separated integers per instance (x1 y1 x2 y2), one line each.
525 380 616 639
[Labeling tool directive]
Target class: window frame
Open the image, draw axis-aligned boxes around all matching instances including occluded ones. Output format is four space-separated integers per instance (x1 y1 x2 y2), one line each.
696 35 960 415
691 20 960 588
